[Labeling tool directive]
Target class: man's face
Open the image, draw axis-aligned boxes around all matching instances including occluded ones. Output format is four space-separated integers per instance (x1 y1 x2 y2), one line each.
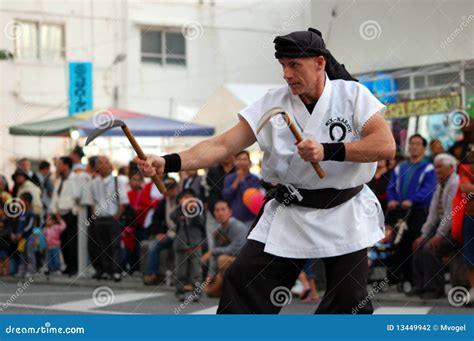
129 174 143 190
430 141 444 156
96 156 112 177
57 160 69 176
408 137 426 158
19 160 31 172
214 202 232 224
167 186 178 199
39 167 49 176
179 193 194 205
15 174 26 185
279 56 325 97
434 160 453 180
235 153 251 172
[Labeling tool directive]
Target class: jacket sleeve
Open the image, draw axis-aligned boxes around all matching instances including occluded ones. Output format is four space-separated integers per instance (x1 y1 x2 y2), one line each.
436 175 459 237
213 222 246 256
222 175 237 201
410 166 437 205
387 168 399 202
420 186 439 237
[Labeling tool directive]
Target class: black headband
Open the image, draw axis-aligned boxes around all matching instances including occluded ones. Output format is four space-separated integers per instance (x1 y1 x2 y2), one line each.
274 28 357 82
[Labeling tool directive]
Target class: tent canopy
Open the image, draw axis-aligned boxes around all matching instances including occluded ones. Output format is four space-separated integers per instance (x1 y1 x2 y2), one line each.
9 108 215 137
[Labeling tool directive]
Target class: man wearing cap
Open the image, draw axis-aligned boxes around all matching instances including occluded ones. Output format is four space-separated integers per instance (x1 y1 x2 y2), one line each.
137 28 395 314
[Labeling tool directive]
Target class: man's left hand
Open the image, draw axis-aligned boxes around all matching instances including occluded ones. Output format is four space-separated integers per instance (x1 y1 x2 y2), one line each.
401 200 412 209
427 235 443 250
296 138 324 163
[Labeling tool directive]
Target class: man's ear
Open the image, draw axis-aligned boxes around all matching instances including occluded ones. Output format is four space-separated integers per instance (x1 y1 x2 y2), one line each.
317 56 326 71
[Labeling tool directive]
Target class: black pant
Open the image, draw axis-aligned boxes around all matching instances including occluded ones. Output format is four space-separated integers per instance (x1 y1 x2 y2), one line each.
390 207 429 284
60 212 78 274
412 235 461 293
217 239 372 314
87 221 102 274
89 217 122 275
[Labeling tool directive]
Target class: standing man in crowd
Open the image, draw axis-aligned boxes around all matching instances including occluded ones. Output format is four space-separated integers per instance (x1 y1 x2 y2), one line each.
13 168 43 217
137 28 395 314
387 134 437 289
222 151 260 230
90 156 129 281
12 158 41 197
37 160 53 220
50 156 78 276
204 156 235 251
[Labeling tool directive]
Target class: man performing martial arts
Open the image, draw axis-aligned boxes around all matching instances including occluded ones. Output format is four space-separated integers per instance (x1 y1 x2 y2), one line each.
137 28 395 314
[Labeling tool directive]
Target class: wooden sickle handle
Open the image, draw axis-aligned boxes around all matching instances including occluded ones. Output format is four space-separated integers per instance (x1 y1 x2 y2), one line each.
287 120 326 179
121 125 167 193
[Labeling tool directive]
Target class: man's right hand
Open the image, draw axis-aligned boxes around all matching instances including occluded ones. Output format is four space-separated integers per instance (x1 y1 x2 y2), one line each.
156 233 167 242
412 236 425 251
387 200 399 210
135 154 165 178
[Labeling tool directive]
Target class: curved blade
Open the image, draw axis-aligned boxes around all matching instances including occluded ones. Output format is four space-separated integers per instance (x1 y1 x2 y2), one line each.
85 119 126 145
256 107 289 134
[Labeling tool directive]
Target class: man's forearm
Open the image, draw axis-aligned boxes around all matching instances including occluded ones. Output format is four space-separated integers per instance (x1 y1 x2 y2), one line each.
344 134 395 162
179 136 230 170
178 119 256 171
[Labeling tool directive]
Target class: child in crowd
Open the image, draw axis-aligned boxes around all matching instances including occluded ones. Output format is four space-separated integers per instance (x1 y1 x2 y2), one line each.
0 205 12 276
42 213 65 275
17 192 38 277
171 189 206 302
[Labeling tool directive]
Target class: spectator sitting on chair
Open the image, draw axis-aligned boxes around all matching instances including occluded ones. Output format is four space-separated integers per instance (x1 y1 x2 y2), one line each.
411 153 460 299
143 179 179 285
202 200 247 297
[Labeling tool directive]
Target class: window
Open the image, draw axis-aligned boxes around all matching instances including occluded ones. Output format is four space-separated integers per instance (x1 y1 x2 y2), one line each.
141 29 186 66
14 20 65 61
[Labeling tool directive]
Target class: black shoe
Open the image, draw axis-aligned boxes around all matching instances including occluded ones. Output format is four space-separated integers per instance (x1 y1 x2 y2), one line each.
113 273 122 282
176 292 186 302
101 273 112 280
420 291 444 300
406 288 424 297
92 272 103 280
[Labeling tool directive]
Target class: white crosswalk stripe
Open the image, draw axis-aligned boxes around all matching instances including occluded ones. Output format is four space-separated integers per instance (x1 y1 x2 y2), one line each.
374 306 432 314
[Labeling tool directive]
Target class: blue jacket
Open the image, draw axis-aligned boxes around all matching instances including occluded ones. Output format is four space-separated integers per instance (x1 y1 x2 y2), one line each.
387 159 437 208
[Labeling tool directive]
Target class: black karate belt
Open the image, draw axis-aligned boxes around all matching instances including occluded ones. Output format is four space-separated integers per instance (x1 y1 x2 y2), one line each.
262 182 363 209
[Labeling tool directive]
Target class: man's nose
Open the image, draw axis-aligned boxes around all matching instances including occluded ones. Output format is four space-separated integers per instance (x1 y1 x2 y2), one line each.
283 67 292 80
